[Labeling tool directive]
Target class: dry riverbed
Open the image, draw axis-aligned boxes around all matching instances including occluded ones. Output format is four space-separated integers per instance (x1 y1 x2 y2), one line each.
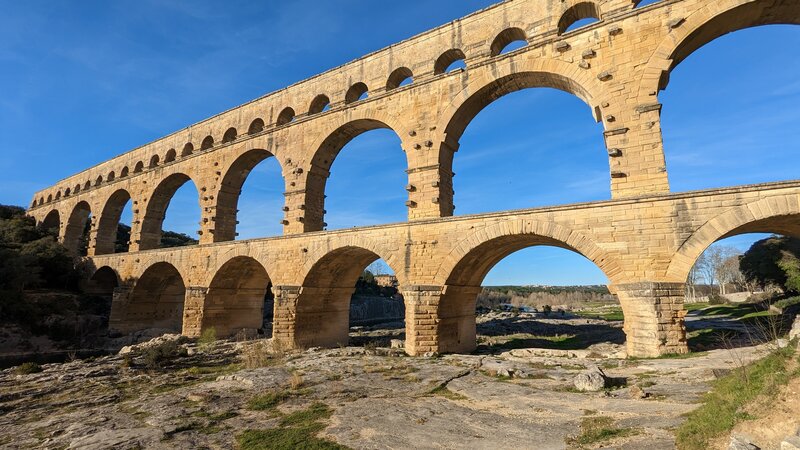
0 314 793 449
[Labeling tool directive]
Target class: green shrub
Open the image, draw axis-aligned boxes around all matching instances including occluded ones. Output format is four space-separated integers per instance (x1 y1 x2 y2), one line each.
15 362 42 375
142 340 186 369
773 296 800 311
198 327 217 351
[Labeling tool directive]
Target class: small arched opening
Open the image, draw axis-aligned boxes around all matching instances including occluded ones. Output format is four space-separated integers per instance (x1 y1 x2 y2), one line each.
434 49 467 74
276 107 295 126
344 83 369 104
181 143 194 157
201 136 214 151
222 127 238 144
248 118 265 135
490 27 528 56
558 2 601 35
164 149 177 163
386 67 413 91
309 94 331 114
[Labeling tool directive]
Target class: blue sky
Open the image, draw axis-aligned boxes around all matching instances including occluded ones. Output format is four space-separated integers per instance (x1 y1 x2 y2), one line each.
1 1 798 285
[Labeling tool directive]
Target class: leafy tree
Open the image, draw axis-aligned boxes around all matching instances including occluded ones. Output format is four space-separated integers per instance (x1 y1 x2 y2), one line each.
0 205 78 290
160 230 198 248
739 236 800 293
19 236 77 289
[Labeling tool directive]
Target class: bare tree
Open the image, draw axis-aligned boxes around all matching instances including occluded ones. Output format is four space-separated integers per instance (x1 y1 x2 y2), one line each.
686 262 703 301
367 260 390 276
698 245 741 295
688 245 740 295
718 255 747 293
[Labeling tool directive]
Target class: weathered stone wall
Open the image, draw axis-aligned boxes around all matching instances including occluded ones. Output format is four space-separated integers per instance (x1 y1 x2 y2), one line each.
25 0 800 357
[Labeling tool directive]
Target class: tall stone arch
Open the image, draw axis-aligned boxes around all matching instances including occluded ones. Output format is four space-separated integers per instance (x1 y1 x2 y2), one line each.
666 194 800 282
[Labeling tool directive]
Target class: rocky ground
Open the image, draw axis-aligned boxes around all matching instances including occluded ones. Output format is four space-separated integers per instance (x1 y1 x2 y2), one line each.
1 312 797 450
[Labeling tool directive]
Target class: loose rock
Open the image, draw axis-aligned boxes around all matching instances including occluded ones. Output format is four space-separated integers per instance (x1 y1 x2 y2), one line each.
782 436 800 450
573 366 608 392
729 433 760 450
789 315 800 341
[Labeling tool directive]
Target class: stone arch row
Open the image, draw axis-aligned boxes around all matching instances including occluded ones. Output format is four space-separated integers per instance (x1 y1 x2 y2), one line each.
31 0 618 210
37 143 288 255
95 216 627 352
93 192 800 357
33 0 800 217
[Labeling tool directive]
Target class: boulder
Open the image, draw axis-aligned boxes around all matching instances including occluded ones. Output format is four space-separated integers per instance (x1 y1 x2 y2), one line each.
782 436 800 450
573 367 608 392
390 339 404 349
482 359 518 378
118 333 185 355
789 315 800 341
729 433 759 450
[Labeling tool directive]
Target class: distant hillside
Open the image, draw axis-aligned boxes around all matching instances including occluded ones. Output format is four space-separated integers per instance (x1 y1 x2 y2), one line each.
478 285 616 310
114 223 197 252
483 285 610 295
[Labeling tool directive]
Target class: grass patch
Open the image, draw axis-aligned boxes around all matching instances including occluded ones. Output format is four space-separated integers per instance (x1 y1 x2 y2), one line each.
691 303 767 319
574 307 624 321
566 416 638 447
185 363 242 376
15 362 43 375
684 302 710 312
248 390 289 411
279 402 331 427
238 402 348 450
192 410 238 421
675 346 798 450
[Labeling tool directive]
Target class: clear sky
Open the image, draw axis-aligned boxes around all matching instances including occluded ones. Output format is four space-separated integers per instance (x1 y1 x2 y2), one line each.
1 1 798 285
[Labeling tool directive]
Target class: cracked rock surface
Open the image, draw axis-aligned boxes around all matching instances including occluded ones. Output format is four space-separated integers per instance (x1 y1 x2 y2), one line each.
0 333 776 449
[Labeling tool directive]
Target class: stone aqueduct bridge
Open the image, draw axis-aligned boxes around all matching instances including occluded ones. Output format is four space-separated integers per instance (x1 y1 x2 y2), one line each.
27 0 800 357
